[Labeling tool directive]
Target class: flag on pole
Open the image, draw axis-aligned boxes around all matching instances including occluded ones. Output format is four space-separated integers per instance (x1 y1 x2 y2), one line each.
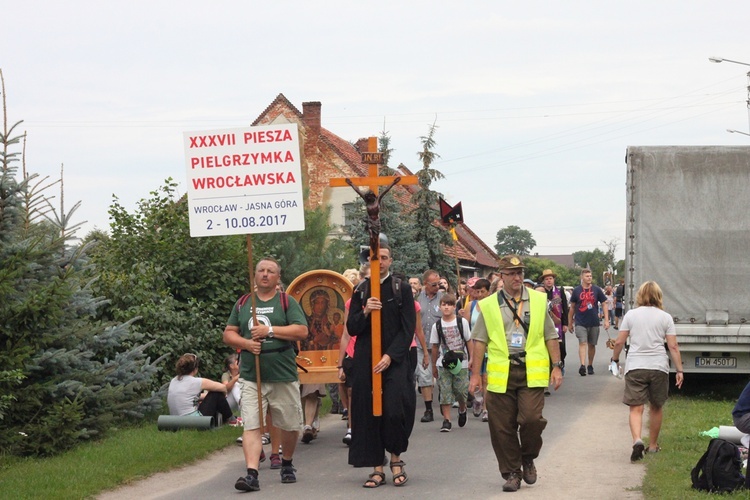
439 198 463 225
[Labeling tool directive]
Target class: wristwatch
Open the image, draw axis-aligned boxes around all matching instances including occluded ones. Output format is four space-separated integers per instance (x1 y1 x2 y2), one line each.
267 326 275 339
552 361 564 369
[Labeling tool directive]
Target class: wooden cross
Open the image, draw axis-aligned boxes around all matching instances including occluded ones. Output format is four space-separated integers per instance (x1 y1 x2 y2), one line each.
330 136 418 416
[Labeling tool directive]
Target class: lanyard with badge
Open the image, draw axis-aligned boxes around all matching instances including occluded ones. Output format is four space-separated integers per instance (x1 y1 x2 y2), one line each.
498 292 529 348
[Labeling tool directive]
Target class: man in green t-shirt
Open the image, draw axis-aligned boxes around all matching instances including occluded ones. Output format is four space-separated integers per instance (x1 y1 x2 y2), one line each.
223 257 308 492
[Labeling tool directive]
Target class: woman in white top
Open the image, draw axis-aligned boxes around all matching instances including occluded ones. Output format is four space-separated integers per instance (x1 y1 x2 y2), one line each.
167 353 234 425
611 281 683 462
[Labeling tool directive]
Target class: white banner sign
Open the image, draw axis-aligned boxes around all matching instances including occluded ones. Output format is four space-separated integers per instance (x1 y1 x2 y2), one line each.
184 123 305 237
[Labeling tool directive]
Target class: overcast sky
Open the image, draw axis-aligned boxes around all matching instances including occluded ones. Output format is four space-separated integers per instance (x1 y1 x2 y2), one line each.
3 1 750 260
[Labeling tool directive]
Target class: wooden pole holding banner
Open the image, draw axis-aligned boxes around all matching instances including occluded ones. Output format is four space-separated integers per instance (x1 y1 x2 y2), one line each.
246 234 264 433
330 137 418 416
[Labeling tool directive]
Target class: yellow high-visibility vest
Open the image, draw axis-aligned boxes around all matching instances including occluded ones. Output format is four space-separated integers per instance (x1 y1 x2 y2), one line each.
480 289 549 393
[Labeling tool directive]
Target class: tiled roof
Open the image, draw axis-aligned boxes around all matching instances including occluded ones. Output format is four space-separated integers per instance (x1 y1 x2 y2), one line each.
252 95 499 271
319 129 366 176
251 94 301 126
455 223 500 267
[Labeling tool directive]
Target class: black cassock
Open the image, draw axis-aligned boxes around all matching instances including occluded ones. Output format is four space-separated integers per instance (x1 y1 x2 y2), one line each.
346 274 417 467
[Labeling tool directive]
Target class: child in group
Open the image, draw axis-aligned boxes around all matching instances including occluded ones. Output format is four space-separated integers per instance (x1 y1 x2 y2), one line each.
222 353 242 416
430 294 472 432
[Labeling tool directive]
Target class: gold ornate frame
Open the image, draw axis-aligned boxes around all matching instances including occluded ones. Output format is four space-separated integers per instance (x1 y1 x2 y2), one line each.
286 269 353 384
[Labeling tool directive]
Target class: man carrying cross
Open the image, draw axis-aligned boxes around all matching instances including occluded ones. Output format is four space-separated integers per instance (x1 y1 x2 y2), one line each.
223 256 308 492
329 137 419 488
346 243 417 487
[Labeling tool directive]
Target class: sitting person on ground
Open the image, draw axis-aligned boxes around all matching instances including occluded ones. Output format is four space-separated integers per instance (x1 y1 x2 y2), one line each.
733 380 750 436
732 380 750 488
167 353 235 426
222 353 242 416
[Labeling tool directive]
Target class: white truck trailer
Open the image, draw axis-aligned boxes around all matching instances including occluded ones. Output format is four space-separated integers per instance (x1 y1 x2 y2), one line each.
626 145 750 373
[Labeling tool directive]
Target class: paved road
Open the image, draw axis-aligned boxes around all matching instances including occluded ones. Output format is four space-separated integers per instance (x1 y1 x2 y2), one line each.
99 333 645 499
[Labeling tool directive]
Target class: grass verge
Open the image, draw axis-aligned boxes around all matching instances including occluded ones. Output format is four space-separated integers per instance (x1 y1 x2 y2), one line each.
0 395 333 499
643 374 748 499
0 423 240 500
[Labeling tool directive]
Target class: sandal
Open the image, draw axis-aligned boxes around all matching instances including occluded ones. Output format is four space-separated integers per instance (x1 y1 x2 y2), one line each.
390 460 408 486
363 471 386 488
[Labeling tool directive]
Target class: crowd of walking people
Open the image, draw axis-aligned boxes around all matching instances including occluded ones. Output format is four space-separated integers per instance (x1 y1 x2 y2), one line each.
165 253 684 493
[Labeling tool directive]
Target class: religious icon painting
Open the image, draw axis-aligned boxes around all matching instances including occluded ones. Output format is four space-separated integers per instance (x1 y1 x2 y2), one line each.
286 270 353 383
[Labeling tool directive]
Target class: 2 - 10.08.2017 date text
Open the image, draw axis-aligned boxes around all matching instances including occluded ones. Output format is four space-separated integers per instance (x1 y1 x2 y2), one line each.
206 214 288 230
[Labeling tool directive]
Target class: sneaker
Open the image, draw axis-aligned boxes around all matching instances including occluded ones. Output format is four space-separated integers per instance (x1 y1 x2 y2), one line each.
261 432 270 445
579 365 587 376
458 411 467 428
226 416 240 426
420 409 434 423
341 408 348 420
481 410 489 422
522 460 537 484
270 453 282 470
472 399 482 417
312 416 320 432
235 474 260 492
259 449 266 463
301 425 314 444
502 472 522 492
280 465 297 483
236 436 243 445
544 389 551 397
452 401 459 408
440 419 452 432
342 430 352 445
587 365 594 375
631 440 645 463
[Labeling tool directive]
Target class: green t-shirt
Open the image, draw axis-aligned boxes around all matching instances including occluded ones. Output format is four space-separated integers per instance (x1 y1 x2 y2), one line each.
227 292 307 383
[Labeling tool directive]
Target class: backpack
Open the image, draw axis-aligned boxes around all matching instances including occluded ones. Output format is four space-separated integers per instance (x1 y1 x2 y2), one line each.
691 438 745 493
355 276 403 308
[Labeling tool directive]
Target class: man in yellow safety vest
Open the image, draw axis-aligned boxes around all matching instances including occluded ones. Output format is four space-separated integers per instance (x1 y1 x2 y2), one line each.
469 254 563 492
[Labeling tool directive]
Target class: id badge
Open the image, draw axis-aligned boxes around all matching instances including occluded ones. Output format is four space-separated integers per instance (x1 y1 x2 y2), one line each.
511 331 524 348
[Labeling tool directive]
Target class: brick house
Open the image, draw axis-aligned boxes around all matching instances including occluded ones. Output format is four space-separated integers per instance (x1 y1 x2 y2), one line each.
252 94 500 279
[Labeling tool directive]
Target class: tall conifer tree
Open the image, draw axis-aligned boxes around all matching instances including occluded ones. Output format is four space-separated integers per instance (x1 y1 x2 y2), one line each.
0 71 159 457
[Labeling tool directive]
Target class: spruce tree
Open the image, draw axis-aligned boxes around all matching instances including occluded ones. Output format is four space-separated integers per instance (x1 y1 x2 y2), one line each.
0 70 159 457
411 120 454 280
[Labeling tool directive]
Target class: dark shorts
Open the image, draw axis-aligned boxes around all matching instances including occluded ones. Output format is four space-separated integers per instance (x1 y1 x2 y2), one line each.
623 369 669 407
342 355 354 388
615 305 623 318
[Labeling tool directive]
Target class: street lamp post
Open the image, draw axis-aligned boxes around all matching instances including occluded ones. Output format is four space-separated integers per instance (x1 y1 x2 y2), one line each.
709 56 750 136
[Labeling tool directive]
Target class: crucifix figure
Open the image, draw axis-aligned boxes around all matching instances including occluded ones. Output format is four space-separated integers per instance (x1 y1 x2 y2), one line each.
330 137 418 416
346 176 401 251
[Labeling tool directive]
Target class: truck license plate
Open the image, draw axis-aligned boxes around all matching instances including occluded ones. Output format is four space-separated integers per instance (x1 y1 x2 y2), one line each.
695 357 737 368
